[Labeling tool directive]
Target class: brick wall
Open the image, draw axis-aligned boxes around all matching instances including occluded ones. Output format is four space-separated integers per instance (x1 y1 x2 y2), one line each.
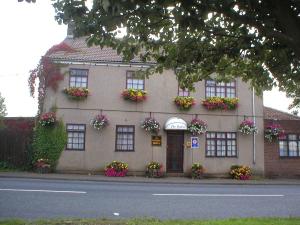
264 119 300 178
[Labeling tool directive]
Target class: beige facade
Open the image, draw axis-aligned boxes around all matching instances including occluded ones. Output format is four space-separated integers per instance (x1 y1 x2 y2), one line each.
43 56 265 176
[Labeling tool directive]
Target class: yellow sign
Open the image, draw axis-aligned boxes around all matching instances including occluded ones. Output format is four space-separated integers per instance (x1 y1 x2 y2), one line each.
186 141 191 148
151 136 162 146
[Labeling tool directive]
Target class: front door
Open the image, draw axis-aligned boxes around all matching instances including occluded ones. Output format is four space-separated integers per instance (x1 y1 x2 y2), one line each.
166 131 184 173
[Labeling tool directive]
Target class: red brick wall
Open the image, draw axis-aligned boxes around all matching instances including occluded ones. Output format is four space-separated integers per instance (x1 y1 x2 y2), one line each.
264 119 300 178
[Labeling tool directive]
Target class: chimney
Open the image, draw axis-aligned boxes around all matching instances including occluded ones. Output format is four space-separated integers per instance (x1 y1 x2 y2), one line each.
67 21 75 39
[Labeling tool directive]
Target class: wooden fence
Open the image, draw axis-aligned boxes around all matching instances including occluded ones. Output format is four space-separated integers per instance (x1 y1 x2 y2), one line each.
0 118 35 168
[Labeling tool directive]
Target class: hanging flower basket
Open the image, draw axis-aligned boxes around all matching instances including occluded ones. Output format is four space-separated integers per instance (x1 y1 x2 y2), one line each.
122 88 147 102
39 112 56 127
202 97 239 110
63 87 89 100
146 161 164 178
174 96 195 110
141 117 160 134
90 114 109 131
239 119 258 135
187 118 207 135
104 161 128 177
264 124 285 142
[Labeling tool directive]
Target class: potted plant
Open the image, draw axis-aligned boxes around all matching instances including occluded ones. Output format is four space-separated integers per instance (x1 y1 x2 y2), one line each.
39 112 56 127
104 160 128 177
174 96 195 110
239 119 258 135
230 165 251 180
122 88 147 102
264 123 285 142
202 97 239 110
191 163 205 179
146 161 164 178
63 87 89 100
35 158 51 173
90 114 109 131
141 117 160 134
187 118 207 135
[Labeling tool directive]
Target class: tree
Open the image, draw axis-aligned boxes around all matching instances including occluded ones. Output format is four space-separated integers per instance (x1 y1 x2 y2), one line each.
52 1 300 108
0 92 7 117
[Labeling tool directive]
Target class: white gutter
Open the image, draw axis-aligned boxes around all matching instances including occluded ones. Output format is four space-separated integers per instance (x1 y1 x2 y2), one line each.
252 87 256 165
53 60 153 68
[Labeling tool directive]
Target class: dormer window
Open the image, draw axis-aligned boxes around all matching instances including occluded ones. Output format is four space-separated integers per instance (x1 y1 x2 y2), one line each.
205 80 236 98
69 69 88 88
126 71 144 90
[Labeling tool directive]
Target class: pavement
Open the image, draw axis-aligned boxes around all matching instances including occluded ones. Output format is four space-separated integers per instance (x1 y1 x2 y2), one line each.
0 171 299 185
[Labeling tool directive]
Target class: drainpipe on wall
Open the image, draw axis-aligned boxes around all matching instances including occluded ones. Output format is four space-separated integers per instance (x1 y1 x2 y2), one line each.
252 87 256 165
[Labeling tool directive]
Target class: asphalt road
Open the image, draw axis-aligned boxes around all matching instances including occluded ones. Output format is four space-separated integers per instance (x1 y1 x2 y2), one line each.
0 178 300 219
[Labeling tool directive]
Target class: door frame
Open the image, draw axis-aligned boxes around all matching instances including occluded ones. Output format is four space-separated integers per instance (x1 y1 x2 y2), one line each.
166 130 184 173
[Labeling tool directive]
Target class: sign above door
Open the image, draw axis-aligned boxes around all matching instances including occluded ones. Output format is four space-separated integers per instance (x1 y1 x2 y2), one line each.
164 117 187 130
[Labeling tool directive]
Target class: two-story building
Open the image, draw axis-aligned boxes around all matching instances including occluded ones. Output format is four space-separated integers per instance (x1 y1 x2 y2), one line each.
43 35 265 176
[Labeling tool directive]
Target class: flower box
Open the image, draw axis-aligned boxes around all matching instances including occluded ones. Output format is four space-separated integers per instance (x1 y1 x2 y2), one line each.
63 87 89 100
174 96 195 110
122 88 147 102
39 112 56 127
146 162 164 178
191 163 204 179
265 124 285 142
187 119 207 135
239 119 257 135
104 161 128 177
90 114 109 131
230 165 251 180
202 97 238 110
35 159 51 173
141 117 160 134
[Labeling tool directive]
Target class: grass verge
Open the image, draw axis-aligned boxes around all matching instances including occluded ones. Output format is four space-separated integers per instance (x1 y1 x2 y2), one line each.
0 217 300 225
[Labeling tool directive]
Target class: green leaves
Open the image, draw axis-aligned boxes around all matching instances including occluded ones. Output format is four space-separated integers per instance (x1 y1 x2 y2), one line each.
52 0 300 108
32 121 67 169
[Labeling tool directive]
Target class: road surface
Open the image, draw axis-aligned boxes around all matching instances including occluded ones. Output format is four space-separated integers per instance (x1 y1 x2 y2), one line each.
0 178 299 219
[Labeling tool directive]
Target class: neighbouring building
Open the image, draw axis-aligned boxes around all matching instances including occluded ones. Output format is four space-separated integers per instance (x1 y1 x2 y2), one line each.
43 35 266 176
264 107 300 178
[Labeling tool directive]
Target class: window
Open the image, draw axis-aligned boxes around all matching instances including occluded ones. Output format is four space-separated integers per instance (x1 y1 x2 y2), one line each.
279 134 300 157
205 80 236 98
66 124 85 150
69 69 88 88
178 86 190 97
206 132 237 157
115 125 135 151
126 71 144 90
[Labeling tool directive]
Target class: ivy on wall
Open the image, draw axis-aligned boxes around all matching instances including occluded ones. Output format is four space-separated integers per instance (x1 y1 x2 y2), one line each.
32 121 67 170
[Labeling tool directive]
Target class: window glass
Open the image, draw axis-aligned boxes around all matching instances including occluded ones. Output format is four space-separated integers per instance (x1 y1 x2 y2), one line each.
66 124 85 150
116 125 135 151
205 80 236 98
279 134 300 157
206 132 237 157
126 71 144 90
69 69 88 88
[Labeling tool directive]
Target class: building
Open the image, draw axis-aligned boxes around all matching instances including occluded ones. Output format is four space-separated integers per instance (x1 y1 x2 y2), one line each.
43 36 265 176
264 107 300 178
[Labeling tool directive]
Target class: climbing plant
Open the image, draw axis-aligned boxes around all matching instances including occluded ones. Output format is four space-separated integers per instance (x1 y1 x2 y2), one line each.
28 42 74 114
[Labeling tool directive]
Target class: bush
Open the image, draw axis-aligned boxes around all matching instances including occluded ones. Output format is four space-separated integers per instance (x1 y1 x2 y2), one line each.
230 165 251 180
104 161 128 177
191 163 204 179
146 161 164 178
32 121 67 171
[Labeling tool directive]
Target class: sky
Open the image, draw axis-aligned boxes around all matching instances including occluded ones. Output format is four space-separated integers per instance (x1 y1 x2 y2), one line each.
0 0 294 117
